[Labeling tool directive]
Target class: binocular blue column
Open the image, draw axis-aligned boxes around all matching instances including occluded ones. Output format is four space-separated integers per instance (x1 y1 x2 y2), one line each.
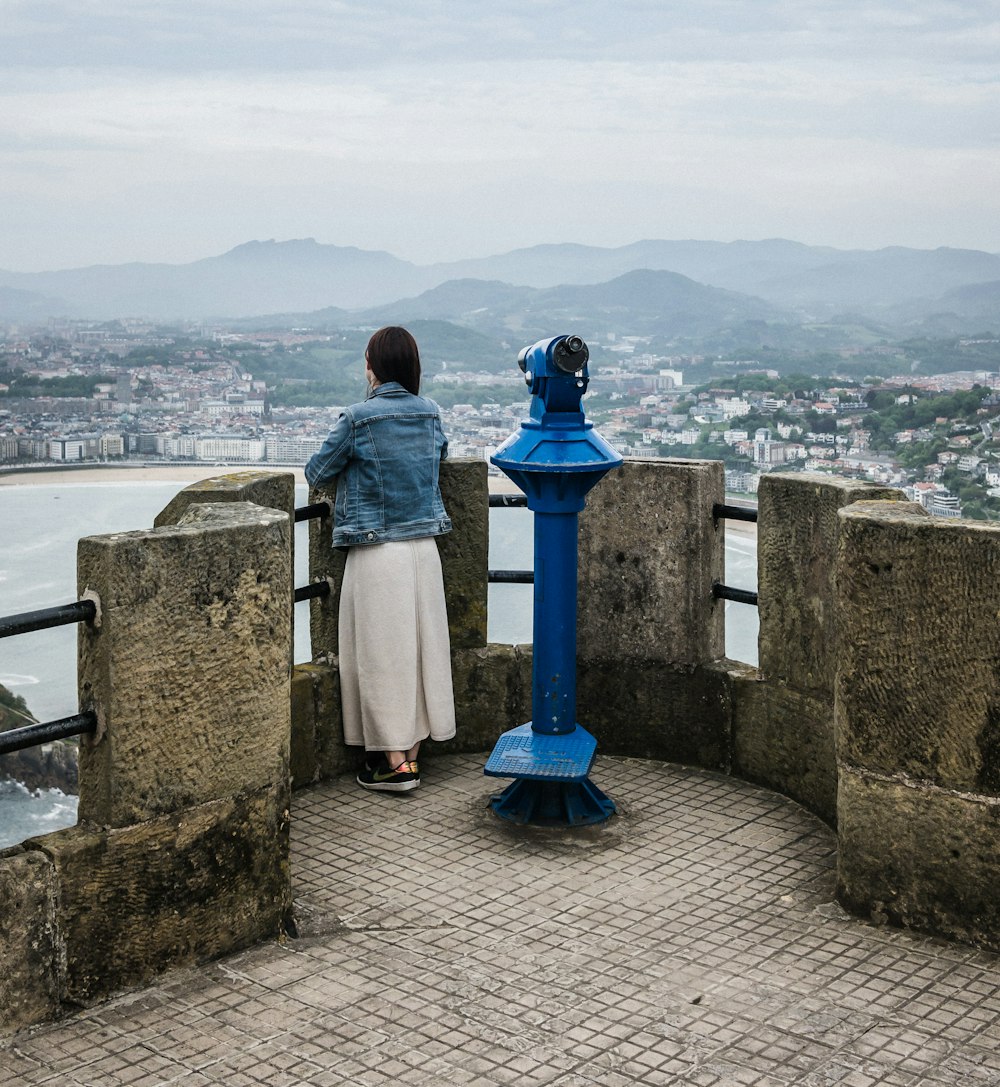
485 334 622 826
532 508 579 734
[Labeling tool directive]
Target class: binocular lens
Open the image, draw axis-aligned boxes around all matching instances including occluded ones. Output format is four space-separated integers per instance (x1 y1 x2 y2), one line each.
553 335 589 373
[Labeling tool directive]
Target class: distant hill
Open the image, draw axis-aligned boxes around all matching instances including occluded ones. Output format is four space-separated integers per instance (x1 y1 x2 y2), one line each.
0 239 431 320
1 237 999 332
0 285 75 321
297 269 791 348
752 247 1000 314
432 237 850 295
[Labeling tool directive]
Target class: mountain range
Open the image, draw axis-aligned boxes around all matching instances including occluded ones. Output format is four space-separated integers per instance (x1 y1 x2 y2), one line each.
2 237 1000 340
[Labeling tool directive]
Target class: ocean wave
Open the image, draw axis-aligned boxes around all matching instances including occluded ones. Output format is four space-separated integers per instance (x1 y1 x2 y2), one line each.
0 672 40 687
0 778 33 797
36 793 79 822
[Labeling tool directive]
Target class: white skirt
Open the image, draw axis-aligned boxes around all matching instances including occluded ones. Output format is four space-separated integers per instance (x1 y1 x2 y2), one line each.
338 537 457 752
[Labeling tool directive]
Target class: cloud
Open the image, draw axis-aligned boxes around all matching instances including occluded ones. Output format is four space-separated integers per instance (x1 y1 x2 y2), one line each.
0 1 998 268
4 1 1000 70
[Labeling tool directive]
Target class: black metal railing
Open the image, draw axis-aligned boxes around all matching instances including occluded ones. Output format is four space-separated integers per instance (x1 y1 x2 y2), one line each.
293 502 331 603
0 599 97 640
713 582 759 607
294 500 332 523
0 711 97 756
713 502 758 524
488 493 530 582
294 581 331 604
0 599 100 754
712 501 759 608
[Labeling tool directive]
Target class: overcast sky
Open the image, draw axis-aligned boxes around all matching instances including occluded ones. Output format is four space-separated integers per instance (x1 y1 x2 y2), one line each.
3 1 999 271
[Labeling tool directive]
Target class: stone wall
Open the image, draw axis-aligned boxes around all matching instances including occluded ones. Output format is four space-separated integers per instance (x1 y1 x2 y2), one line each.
6 462 1000 1037
0 500 293 1034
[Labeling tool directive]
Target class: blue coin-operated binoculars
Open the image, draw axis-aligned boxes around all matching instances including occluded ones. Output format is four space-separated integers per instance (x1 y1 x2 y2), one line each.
486 334 623 826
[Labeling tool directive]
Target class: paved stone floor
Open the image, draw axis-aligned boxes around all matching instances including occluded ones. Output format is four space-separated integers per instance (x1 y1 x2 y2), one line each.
4 754 1000 1085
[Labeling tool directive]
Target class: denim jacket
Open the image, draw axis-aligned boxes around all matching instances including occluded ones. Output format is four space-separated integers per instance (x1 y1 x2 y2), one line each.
304 382 451 548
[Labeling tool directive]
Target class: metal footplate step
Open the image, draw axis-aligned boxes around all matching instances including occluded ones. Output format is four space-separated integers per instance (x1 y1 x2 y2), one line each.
484 723 597 782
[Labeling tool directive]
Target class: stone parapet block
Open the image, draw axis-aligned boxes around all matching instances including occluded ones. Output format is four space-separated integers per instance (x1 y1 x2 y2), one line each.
578 458 724 667
153 470 296 530
26 786 291 1005
290 661 346 783
757 473 902 694
437 459 489 649
0 847 59 1036
306 485 342 659
78 502 292 827
836 500 1000 793
290 666 319 789
838 767 1000 951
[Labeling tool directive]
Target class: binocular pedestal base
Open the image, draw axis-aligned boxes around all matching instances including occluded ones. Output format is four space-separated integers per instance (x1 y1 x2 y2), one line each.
484 723 616 826
489 776 616 826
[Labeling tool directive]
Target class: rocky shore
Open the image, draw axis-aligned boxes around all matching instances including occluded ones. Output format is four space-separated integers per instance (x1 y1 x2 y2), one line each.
0 682 79 794
0 740 79 794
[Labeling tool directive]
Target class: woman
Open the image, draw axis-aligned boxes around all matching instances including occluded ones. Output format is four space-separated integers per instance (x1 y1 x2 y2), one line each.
305 326 456 792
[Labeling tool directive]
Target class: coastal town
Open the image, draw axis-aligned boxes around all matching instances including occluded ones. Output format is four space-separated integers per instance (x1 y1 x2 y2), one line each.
2 321 1000 518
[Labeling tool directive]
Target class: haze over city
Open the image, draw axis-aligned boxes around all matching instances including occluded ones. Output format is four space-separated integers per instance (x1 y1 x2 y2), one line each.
3 1 999 273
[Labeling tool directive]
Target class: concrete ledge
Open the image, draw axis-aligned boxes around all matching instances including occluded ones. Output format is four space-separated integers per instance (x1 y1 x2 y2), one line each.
838 766 1000 952
26 786 291 1006
579 659 731 769
731 669 837 825
0 847 59 1034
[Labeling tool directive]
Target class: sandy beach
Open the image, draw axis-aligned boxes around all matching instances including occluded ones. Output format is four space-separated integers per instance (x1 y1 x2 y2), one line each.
0 464 307 487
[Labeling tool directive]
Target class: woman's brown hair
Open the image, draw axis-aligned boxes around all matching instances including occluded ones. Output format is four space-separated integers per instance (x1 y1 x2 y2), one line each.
366 326 421 395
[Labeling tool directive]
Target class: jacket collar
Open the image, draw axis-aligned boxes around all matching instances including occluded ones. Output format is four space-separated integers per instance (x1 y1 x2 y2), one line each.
366 380 408 400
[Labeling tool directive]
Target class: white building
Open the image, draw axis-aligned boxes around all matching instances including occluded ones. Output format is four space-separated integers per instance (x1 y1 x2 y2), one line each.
99 433 125 458
754 440 787 466
265 437 325 463
928 492 962 518
718 398 751 420
159 435 198 459
194 436 266 462
48 435 99 462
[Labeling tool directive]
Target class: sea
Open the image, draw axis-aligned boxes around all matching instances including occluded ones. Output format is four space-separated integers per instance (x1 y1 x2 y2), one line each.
0 479 757 847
